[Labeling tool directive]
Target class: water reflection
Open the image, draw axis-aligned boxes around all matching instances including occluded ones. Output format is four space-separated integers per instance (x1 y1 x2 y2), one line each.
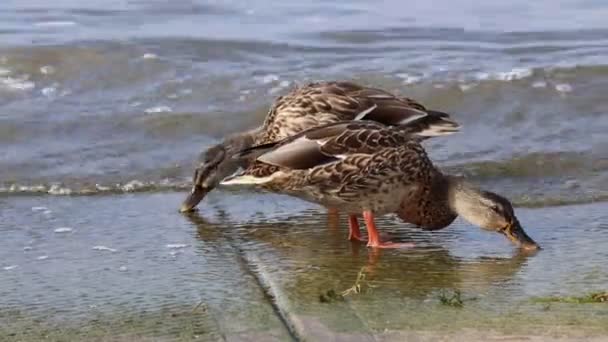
185 209 535 300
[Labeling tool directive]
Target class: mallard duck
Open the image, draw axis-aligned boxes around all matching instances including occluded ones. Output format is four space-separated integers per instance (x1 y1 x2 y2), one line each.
180 81 459 212
220 120 540 250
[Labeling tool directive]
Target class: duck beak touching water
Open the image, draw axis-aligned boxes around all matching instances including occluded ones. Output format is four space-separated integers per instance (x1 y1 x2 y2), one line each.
501 217 539 250
180 184 211 213
179 135 256 213
448 184 541 251
179 144 228 213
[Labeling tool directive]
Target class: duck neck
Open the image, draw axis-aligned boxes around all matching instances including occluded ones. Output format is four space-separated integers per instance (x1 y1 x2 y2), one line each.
223 127 261 164
446 177 489 228
397 173 457 229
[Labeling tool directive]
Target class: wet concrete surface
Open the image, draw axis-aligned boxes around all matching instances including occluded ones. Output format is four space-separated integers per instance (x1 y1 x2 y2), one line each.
1 192 607 340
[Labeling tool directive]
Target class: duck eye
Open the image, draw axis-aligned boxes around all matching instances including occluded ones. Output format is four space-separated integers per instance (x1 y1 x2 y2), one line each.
490 205 502 214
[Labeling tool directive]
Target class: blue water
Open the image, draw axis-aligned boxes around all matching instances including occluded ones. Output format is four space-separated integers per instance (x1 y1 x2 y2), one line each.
1 0 607 335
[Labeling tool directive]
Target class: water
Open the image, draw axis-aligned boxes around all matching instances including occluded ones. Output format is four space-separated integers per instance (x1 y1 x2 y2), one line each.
1 0 608 339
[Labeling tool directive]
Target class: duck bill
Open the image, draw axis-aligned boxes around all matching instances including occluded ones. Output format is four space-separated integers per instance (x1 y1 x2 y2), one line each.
179 186 209 213
502 219 541 251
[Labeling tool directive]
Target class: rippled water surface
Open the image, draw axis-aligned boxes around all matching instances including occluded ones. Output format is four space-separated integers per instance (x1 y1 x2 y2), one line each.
1 0 608 339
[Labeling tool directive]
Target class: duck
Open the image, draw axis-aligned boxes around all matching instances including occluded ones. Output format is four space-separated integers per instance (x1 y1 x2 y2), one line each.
220 119 540 251
180 81 459 212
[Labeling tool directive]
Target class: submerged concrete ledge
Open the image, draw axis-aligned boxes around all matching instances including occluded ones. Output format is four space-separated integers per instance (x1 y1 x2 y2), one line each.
1 194 608 341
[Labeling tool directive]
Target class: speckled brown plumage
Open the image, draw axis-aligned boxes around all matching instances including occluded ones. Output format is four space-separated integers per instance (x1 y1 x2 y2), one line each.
255 81 450 144
225 120 458 228
181 80 460 214
220 104 542 250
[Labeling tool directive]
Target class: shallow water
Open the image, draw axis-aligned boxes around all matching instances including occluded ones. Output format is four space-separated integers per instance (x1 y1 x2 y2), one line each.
2 0 608 206
1 0 608 339
2 193 608 339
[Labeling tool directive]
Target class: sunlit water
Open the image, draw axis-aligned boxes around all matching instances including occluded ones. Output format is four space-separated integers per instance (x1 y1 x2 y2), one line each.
1 0 608 337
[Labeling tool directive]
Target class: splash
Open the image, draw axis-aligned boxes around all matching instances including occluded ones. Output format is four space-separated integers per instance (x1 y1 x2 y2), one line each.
1 75 35 91
145 106 173 114
92 246 117 252
166 244 189 249
54 227 74 233
34 21 77 27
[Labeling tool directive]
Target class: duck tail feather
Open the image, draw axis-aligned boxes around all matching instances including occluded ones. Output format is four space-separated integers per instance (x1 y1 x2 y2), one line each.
220 173 276 186
403 110 461 138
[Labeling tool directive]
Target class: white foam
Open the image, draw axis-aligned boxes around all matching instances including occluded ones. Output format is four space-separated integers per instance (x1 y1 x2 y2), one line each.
95 184 111 191
474 72 491 81
40 65 55 75
118 266 128 272
142 53 158 59
563 179 580 189
41 86 57 97
10 184 46 193
36 255 49 260
43 210 53 215
159 178 172 186
459 83 476 92
32 206 48 212
555 83 573 93
268 80 291 94
92 246 117 252
35 21 77 27
48 184 72 195
494 68 533 81
54 227 73 233
473 68 533 82
23 246 33 251
3 265 18 271
0 67 10 76
1 76 35 91
122 180 145 192
256 74 279 84
144 105 172 114
268 86 283 94
532 81 547 88
396 73 422 84
166 243 188 249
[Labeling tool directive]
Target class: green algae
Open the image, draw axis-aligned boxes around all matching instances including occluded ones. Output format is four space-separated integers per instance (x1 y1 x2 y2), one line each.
532 291 608 304
0 307 220 342
438 289 465 308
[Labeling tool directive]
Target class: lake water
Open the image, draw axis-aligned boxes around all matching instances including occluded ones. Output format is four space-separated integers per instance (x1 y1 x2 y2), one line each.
1 0 607 340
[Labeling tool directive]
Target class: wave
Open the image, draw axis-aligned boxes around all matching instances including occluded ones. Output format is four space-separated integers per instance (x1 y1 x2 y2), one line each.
1 178 607 209
3 38 608 82
444 151 605 179
0 179 191 196
2 150 606 209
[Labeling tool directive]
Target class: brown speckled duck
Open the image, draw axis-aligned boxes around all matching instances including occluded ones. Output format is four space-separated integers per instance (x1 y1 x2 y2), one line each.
220 120 540 250
180 81 459 212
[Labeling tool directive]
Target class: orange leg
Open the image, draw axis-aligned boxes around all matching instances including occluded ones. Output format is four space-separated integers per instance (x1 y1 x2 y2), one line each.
348 215 366 242
326 211 340 233
327 207 339 215
363 211 415 249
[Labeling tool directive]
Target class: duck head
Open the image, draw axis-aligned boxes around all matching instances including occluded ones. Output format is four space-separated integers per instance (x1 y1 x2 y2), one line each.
450 182 540 251
180 132 257 212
